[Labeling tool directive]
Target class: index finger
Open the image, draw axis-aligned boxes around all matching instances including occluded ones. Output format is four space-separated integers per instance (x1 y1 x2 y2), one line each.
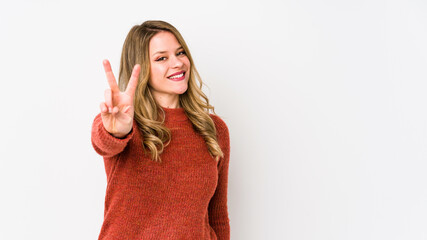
103 59 120 92
125 64 141 99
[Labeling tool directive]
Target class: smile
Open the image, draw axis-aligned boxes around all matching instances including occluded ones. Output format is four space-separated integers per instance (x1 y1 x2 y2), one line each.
167 72 185 81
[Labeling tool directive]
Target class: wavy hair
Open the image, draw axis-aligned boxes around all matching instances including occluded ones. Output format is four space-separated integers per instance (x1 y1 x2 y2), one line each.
117 20 224 162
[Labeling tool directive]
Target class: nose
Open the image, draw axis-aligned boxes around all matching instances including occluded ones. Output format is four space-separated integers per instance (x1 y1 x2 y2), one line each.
171 55 184 68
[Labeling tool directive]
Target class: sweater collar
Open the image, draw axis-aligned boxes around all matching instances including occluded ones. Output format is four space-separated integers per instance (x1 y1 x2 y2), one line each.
161 106 188 122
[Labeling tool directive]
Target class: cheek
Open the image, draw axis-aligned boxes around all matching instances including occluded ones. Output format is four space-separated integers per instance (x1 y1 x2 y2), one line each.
150 65 165 80
184 58 191 68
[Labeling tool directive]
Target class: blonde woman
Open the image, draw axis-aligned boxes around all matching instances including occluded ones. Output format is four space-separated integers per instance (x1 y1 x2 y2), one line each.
91 20 230 239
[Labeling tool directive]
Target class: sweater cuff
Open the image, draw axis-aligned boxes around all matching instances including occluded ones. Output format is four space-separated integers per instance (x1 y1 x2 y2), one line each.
91 113 138 157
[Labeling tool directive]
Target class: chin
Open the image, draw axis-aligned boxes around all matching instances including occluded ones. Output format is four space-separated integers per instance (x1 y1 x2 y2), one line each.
175 84 188 95
176 88 188 95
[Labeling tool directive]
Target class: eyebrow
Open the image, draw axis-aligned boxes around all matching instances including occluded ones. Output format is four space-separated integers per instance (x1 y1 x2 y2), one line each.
152 46 184 57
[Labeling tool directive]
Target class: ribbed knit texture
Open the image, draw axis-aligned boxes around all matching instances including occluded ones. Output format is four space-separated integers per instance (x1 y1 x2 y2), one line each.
91 107 230 240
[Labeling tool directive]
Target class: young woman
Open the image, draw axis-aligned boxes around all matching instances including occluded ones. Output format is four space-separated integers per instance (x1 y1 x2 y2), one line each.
91 20 230 240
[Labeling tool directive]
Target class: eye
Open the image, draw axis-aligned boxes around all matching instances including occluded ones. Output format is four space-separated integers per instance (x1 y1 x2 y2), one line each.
177 50 186 56
155 57 166 62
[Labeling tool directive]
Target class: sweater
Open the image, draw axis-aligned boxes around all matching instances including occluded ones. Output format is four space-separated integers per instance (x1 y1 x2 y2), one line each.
90 107 230 240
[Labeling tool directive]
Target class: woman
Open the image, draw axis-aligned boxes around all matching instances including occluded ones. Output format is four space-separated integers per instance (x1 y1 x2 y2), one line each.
91 20 230 240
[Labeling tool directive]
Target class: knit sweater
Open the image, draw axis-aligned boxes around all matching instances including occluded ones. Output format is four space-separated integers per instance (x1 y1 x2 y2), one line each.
90 107 230 240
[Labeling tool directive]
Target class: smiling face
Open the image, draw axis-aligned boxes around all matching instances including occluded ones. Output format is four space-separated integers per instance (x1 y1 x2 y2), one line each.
148 31 190 108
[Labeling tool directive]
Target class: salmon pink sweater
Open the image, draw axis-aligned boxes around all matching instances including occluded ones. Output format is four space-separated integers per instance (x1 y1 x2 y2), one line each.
91 107 230 240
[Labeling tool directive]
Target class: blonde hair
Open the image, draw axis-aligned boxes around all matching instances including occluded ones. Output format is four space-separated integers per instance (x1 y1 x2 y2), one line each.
118 20 224 162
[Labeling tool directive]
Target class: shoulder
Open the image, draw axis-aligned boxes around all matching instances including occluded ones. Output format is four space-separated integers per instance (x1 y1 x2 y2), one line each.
209 113 230 165
209 114 229 136
209 113 230 149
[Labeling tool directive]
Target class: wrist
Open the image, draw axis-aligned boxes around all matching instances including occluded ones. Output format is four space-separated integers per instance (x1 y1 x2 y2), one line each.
110 129 131 139
112 133 127 139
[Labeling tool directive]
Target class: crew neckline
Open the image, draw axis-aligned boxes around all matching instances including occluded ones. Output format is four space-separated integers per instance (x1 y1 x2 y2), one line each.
160 106 188 122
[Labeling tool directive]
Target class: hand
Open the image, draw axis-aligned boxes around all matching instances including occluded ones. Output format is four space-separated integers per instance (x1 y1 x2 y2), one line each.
100 59 141 138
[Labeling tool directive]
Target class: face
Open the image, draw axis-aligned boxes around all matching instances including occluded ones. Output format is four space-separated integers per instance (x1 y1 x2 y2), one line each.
148 31 190 104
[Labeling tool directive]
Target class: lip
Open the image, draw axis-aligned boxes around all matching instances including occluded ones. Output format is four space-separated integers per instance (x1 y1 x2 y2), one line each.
167 71 185 78
167 71 186 81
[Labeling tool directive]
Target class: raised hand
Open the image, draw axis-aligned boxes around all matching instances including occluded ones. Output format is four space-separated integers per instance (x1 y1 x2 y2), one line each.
100 59 141 138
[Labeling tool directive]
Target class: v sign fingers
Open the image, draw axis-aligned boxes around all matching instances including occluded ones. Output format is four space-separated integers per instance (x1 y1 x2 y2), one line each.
103 59 120 93
125 64 141 101
104 88 113 112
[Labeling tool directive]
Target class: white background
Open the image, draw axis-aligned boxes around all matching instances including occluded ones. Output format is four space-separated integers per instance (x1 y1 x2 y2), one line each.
1 0 426 239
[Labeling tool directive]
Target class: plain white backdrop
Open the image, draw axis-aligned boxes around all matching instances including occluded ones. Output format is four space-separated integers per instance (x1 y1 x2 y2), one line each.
1 0 426 239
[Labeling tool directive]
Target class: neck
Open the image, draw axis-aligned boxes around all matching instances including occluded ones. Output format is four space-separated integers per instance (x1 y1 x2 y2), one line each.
150 89 181 108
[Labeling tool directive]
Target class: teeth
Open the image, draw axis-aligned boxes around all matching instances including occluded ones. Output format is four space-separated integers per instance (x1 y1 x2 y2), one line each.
168 73 184 79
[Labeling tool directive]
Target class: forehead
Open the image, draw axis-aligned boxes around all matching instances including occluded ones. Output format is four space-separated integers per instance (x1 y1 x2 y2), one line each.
149 31 181 54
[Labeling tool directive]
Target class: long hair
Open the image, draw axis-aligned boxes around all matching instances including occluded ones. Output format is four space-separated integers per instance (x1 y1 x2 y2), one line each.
118 20 224 162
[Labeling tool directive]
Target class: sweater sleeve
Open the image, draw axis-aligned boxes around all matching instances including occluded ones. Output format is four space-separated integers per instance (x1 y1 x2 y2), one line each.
208 115 231 240
90 113 138 158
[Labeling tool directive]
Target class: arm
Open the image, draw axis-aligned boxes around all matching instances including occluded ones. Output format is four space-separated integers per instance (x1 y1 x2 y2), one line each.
90 113 137 158
208 117 231 239
91 60 140 158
